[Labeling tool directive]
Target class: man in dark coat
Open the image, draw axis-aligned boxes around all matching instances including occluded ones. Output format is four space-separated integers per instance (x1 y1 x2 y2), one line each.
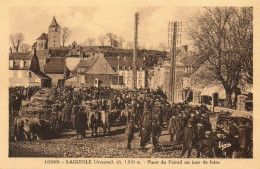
195 123 205 157
74 107 87 139
198 131 215 158
175 113 184 144
62 102 73 128
125 109 136 150
140 102 152 148
180 122 195 158
238 120 250 158
229 121 239 137
151 100 163 149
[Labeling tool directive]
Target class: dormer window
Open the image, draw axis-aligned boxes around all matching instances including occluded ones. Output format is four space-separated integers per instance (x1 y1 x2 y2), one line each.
185 67 188 74
20 60 25 68
9 60 14 68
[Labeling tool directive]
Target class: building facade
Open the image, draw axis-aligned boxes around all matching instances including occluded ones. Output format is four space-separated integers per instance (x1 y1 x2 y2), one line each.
9 50 51 87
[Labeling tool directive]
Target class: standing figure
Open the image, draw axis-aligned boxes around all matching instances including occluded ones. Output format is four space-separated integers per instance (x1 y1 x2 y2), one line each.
180 122 195 158
151 100 163 149
125 109 136 150
140 102 152 148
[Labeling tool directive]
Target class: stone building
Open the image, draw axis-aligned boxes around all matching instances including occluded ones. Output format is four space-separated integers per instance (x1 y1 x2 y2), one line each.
32 16 61 51
48 16 61 48
106 56 147 89
9 49 51 87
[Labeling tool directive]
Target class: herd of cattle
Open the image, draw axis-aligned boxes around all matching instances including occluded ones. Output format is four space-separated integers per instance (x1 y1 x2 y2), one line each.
9 86 253 158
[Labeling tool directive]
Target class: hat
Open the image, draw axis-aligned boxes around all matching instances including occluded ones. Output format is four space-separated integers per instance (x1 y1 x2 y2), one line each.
205 131 211 135
197 123 203 127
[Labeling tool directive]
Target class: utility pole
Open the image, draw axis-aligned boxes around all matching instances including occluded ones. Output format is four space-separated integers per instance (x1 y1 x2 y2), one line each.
133 12 139 90
169 22 177 103
117 55 120 89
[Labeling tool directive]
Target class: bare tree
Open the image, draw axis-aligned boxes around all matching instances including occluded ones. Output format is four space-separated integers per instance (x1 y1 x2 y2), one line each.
19 43 30 53
85 38 96 47
106 33 118 48
9 33 24 53
158 42 167 51
98 35 107 46
61 27 72 47
188 7 253 108
125 41 134 49
118 36 125 49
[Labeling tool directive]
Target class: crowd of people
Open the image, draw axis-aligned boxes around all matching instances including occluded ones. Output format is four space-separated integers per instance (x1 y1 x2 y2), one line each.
9 86 253 158
9 86 40 117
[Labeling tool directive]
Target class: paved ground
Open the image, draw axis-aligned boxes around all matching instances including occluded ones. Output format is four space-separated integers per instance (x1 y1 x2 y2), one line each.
9 125 197 158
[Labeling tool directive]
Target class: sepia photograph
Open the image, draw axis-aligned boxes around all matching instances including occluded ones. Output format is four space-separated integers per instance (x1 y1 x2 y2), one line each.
7 5 253 159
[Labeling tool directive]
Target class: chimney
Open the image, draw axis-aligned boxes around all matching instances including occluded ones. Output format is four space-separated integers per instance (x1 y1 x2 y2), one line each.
43 57 47 65
9 47 12 53
33 48 36 55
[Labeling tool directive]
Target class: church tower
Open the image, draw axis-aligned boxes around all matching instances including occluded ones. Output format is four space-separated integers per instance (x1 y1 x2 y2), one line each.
48 16 61 48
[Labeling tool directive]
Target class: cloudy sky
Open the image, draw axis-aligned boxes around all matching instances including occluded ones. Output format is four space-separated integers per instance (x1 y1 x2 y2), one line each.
9 6 197 49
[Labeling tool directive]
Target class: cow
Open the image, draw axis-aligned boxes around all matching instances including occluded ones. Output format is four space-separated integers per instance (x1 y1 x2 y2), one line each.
108 109 121 124
100 110 110 135
88 111 99 137
88 110 110 137
14 116 49 141
119 104 130 123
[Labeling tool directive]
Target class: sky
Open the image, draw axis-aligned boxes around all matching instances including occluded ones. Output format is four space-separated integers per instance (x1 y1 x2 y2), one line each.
9 6 197 49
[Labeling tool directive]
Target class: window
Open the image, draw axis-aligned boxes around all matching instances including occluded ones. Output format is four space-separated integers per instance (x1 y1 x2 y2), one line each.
20 60 24 68
54 40 55 43
139 73 142 78
54 44 55 47
139 80 142 86
41 42 43 48
54 36 55 38
29 71 32 78
9 60 14 68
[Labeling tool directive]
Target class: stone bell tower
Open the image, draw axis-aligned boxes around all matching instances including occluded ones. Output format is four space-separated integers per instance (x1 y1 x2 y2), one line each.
48 16 61 48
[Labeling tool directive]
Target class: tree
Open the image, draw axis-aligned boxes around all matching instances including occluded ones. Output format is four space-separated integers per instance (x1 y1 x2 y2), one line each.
61 27 71 47
106 33 118 48
188 7 253 108
118 36 125 49
98 35 107 46
125 41 134 49
9 33 24 53
19 43 30 53
158 42 167 51
85 38 96 47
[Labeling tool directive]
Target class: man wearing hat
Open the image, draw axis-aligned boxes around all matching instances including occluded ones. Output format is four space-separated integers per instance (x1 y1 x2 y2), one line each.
198 131 215 158
238 120 250 158
175 113 184 144
214 130 225 158
194 123 205 157
125 109 136 150
180 122 195 158
168 115 176 142
140 102 152 149
151 99 163 149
